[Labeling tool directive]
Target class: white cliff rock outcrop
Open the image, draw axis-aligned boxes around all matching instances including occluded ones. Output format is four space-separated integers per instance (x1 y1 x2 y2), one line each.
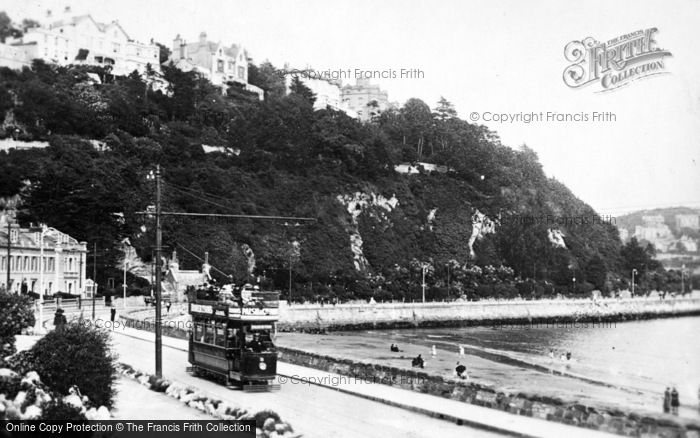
336 192 399 271
427 208 437 231
241 243 256 276
548 228 566 248
468 210 498 258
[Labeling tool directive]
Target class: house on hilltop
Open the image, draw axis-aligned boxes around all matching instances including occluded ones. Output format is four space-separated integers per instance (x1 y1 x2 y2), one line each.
1 8 160 76
169 32 263 99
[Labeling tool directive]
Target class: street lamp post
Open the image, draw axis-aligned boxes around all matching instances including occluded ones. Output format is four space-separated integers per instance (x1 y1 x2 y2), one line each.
446 263 450 296
288 251 292 304
631 269 638 296
680 264 685 294
122 259 128 309
35 225 47 334
122 244 131 309
5 221 10 291
421 264 427 303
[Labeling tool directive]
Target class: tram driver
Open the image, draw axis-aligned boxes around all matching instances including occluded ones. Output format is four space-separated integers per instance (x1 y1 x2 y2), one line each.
246 333 265 353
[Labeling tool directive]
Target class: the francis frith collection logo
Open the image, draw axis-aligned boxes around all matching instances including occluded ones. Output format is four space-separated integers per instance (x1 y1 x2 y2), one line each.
563 28 672 92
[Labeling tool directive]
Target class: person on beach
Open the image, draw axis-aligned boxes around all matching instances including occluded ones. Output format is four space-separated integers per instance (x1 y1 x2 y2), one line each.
548 349 555 361
671 387 679 415
566 352 571 361
455 362 468 380
431 345 437 356
663 388 671 413
412 354 425 368
458 345 465 357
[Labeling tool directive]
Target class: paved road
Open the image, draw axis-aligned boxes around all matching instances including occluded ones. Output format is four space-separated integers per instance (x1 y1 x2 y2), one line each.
113 377 214 420
109 329 504 438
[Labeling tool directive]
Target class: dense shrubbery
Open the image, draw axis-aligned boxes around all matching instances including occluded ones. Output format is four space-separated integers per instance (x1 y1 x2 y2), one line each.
0 290 111 421
21 323 117 408
0 291 35 357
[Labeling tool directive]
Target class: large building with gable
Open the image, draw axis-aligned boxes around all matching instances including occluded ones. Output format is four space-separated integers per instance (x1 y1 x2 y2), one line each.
0 216 87 296
1 9 160 76
169 32 263 99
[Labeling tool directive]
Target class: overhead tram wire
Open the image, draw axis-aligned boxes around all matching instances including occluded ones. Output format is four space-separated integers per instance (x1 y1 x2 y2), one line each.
162 182 237 213
159 183 315 222
164 181 240 203
175 242 231 279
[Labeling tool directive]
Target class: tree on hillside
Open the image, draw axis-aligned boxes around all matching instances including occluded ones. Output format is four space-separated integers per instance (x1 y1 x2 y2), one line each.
248 61 286 100
161 64 198 120
0 11 19 43
400 98 433 159
289 76 316 106
20 136 148 269
620 237 660 275
433 96 457 121
584 254 607 290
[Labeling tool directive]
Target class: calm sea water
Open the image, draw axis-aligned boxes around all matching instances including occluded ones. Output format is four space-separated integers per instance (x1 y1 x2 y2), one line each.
370 317 700 416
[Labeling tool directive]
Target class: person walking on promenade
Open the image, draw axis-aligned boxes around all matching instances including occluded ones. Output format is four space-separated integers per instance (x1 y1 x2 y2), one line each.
671 387 679 415
663 388 671 413
166 301 172 314
53 308 67 330
110 306 116 322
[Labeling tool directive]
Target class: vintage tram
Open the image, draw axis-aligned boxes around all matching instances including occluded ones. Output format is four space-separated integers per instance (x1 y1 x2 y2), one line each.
187 283 280 391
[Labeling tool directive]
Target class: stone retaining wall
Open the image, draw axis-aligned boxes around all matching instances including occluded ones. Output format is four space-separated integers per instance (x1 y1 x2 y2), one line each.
277 346 700 437
277 297 700 332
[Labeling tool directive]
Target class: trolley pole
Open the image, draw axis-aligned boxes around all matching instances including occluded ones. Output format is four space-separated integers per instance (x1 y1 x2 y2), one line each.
154 165 163 377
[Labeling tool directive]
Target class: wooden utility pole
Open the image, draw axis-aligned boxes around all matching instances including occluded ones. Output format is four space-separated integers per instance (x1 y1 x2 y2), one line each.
154 165 163 377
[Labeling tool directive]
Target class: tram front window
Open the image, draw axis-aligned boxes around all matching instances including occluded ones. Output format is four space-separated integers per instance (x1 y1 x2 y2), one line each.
245 333 264 352
244 329 274 352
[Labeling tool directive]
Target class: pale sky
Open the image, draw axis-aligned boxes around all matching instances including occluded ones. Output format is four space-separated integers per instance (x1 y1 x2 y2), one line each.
2 0 699 216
